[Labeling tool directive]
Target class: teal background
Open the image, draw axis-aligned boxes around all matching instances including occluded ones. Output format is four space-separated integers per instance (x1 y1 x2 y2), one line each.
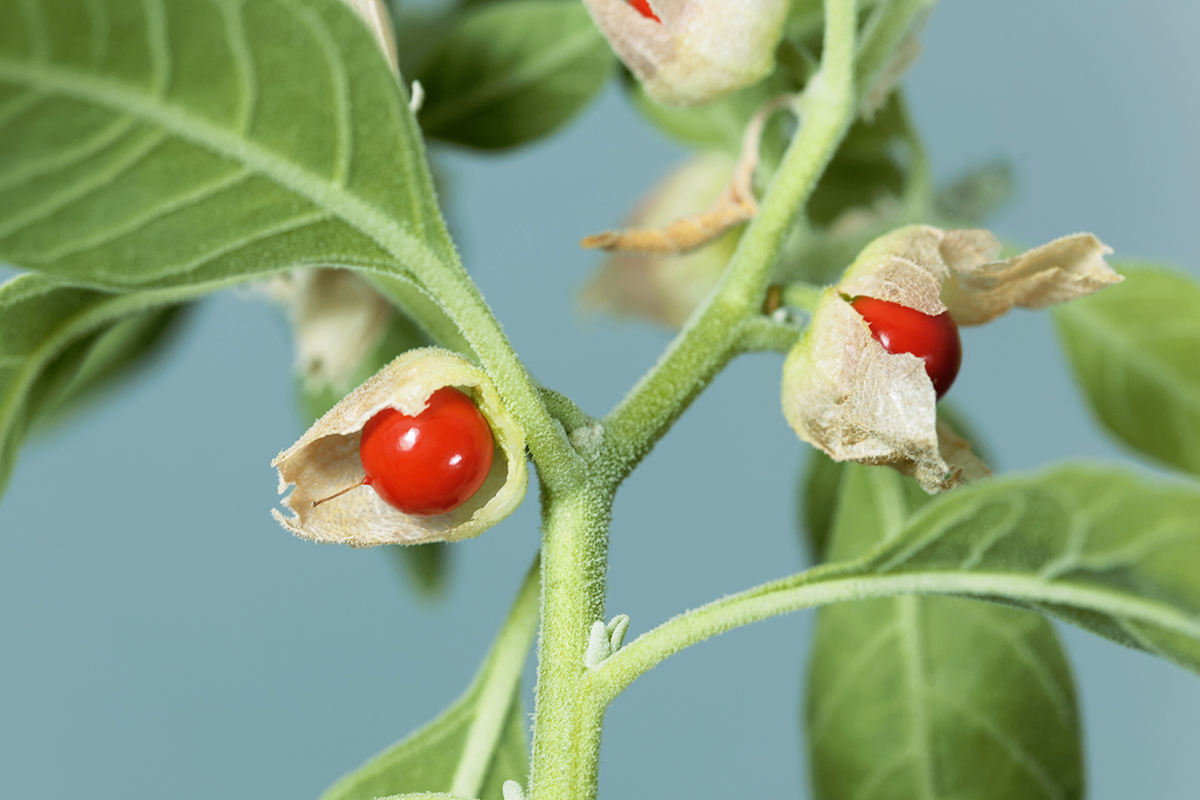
2 1 1200 797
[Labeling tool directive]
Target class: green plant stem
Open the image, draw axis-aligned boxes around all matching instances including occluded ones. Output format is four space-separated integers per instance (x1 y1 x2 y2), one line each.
528 482 613 800
588 566 1200 707
600 0 858 481
450 554 542 799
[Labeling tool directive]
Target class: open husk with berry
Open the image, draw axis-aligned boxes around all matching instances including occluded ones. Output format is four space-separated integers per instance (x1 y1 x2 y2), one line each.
272 348 527 546
783 225 1122 493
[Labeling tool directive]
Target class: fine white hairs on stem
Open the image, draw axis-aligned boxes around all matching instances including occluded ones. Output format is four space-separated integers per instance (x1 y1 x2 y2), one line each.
502 780 527 800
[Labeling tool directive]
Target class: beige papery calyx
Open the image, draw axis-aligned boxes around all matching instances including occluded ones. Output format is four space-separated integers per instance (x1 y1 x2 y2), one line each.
783 225 1122 493
582 95 791 257
583 0 789 106
582 152 739 327
273 348 528 547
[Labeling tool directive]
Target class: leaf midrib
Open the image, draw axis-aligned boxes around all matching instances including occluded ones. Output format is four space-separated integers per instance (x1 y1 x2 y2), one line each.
0 55 446 286
602 568 1200 689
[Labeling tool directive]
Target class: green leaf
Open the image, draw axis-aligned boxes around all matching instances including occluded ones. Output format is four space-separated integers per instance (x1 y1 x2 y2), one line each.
1054 264 1200 476
603 466 1200 701
0 271 212 500
0 0 454 291
30 295 187 431
321 558 540 800
415 0 614 150
806 465 1082 800
826 465 1200 672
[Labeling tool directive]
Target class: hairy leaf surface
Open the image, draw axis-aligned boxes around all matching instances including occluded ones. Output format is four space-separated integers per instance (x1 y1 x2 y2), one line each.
814 466 1200 672
807 465 1082 800
0 0 453 291
1055 264 1200 476
416 0 614 150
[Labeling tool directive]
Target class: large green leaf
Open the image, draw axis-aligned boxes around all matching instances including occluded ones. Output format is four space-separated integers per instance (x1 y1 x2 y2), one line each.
0 0 454 292
415 0 614 150
0 271 212 499
606 466 1200 699
806 465 1082 800
1055 264 1200 476
321 559 540 800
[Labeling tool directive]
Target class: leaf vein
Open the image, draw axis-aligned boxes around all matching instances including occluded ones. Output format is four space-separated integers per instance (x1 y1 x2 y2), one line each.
278 0 352 185
35 168 254 261
0 114 137 194
0 128 167 241
141 0 170 97
216 0 257 134
92 208 331 282
932 690 1067 800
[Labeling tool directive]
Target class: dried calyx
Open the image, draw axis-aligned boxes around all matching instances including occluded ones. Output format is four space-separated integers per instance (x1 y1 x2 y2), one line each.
783 225 1122 493
273 348 528 546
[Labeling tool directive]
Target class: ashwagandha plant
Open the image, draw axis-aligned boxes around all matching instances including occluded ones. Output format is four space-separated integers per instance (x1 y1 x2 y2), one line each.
2 0 1199 799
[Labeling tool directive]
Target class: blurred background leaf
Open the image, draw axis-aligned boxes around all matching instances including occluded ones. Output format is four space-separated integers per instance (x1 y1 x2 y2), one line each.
1055 264 1200 477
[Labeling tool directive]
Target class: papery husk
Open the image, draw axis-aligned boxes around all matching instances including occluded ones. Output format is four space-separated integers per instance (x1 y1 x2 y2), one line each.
838 225 1121 325
941 232 1121 325
783 225 1121 493
272 348 528 546
583 0 788 106
581 152 738 327
260 269 393 393
782 289 989 493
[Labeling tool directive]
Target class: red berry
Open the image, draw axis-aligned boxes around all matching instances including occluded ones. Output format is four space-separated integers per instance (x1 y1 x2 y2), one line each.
359 387 495 516
629 0 661 22
850 296 962 399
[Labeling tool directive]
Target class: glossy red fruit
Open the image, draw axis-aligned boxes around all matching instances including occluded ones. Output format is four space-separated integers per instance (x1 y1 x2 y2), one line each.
359 387 495 516
850 296 962 399
629 0 661 22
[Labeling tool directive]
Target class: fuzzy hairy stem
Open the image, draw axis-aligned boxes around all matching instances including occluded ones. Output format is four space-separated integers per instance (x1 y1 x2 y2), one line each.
528 482 613 800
